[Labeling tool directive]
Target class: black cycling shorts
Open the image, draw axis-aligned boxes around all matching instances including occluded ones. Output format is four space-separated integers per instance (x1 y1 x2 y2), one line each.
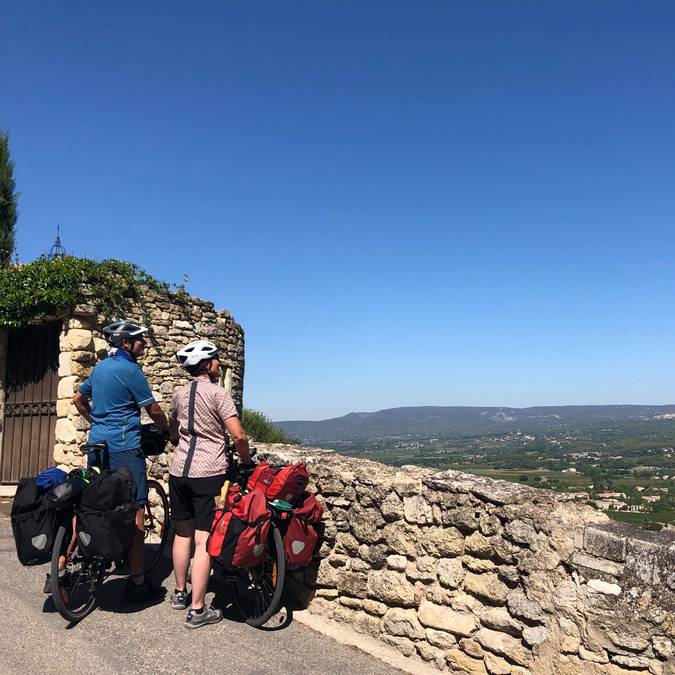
169 473 226 532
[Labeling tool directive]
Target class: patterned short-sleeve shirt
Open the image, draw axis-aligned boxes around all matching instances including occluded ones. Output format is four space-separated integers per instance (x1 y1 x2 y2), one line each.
169 376 239 478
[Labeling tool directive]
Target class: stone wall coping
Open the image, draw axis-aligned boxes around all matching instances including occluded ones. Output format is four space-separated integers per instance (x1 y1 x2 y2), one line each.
586 519 675 548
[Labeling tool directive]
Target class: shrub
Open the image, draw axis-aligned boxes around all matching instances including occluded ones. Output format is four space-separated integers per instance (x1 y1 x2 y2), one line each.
242 409 300 445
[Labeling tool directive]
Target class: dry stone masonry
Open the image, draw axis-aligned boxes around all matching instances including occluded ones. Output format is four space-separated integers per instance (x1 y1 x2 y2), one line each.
54 288 244 474
256 444 674 675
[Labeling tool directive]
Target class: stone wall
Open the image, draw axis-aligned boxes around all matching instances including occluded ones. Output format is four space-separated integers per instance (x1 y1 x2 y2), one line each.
54 288 244 471
255 444 675 675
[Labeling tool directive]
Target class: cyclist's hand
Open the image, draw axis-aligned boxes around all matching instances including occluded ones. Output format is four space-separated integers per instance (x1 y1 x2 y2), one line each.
237 461 256 484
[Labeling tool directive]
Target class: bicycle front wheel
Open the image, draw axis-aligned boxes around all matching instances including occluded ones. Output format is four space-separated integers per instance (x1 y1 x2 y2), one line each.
233 525 285 627
51 524 104 623
143 479 170 574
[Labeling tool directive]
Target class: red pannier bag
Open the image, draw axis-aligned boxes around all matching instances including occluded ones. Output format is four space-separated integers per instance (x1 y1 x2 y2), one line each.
207 489 271 569
283 493 324 565
247 461 309 504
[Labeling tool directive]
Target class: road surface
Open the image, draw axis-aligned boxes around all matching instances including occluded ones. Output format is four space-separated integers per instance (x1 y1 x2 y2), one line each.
0 513 394 675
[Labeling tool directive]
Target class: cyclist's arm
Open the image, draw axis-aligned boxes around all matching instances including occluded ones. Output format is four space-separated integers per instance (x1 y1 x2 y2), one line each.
73 390 92 424
168 416 180 445
145 401 170 435
225 416 251 465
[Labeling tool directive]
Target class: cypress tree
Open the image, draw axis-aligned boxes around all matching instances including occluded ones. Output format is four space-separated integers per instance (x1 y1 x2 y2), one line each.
0 131 18 267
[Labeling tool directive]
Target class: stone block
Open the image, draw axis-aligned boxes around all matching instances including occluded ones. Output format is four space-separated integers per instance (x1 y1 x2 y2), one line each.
383 523 418 557
55 418 79 444
459 637 484 659
504 519 537 546
610 654 651 669
57 376 79 399
56 398 73 418
421 526 465 557
446 648 487 674
348 506 383 544
522 626 549 647
367 570 415 606
506 590 548 623
418 601 478 636
483 653 512 675
380 635 416 658
380 491 404 521
353 612 382 637
316 558 338 587
442 507 481 533
450 591 483 613
438 557 465 588
571 551 624 577
406 556 437 582
578 645 609 664
584 526 627 563
479 607 524 636
382 607 426 639
586 579 621 596
652 635 673 660
61 329 93 351
463 556 497 574
339 596 363 609
474 628 531 667
358 543 387 568
465 531 493 557
426 628 457 649
362 599 388 616
58 352 72 377
386 555 408 572
416 642 446 669
463 572 509 604
403 494 433 524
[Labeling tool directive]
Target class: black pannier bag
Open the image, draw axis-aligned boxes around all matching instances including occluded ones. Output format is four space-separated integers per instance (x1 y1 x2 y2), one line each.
75 467 137 559
11 477 59 566
140 422 167 457
46 468 96 510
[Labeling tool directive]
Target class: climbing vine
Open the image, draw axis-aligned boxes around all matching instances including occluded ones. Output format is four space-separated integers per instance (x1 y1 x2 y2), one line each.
0 256 186 328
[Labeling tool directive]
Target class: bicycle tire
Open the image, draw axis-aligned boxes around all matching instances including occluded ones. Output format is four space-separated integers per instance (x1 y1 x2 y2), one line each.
143 479 170 574
233 525 286 627
51 524 104 623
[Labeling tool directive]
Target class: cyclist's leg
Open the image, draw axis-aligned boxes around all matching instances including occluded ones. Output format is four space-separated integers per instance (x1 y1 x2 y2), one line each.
191 529 211 610
189 474 226 610
173 519 195 591
169 475 196 593
108 448 148 579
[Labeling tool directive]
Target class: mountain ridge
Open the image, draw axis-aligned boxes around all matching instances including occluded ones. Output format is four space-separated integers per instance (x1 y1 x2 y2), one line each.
275 404 675 442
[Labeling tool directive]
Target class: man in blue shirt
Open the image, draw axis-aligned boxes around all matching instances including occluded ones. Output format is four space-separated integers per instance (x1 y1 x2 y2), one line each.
73 319 169 601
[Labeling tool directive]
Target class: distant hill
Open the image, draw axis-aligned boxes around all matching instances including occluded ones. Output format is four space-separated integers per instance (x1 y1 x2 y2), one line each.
275 405 675 442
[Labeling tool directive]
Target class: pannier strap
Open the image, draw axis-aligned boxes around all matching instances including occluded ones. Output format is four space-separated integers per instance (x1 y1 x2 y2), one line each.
182 381 199 478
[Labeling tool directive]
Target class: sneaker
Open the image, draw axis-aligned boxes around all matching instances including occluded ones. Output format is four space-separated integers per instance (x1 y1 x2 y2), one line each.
171 589 189 610
185 606 223 629
44 570 70 594
125 577 162 602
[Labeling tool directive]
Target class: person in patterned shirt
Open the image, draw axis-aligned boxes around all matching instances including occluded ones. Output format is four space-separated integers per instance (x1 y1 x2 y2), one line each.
167 340 251 629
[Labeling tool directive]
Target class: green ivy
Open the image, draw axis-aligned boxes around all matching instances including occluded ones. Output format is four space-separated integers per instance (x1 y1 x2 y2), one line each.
0 256 185 328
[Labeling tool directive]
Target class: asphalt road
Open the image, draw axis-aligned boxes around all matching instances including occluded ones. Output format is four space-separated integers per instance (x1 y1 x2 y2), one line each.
0 514 393 675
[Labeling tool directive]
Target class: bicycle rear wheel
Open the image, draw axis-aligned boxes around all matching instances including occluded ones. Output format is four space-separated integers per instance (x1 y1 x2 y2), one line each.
233 525 285 627
143 479 170 574
51 524 105 623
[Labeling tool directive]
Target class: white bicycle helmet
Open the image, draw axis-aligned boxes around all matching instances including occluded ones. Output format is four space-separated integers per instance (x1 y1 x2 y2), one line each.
176 340 219 368
102 320 149 346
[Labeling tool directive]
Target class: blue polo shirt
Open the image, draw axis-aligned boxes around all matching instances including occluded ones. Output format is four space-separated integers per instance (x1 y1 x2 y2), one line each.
78 350 155 454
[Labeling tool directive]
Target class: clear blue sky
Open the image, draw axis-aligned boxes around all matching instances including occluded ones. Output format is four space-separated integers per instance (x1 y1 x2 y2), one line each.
3 2 675 420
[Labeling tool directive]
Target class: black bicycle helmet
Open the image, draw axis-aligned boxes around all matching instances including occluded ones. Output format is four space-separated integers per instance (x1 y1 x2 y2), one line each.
102 320 149 347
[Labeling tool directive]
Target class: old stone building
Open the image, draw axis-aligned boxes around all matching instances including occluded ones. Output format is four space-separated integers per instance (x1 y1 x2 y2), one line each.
0 287 244 486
